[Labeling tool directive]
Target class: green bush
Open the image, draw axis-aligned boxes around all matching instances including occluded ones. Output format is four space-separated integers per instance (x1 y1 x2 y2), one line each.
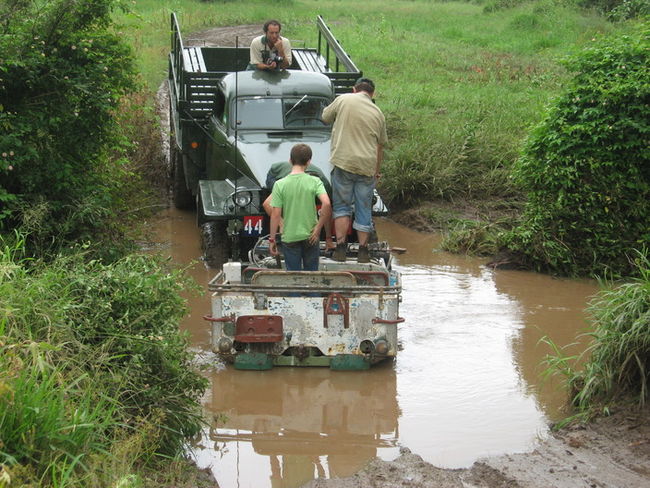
0 0 136 242
0 236 207 484
505 22 649 276
579 0 650 19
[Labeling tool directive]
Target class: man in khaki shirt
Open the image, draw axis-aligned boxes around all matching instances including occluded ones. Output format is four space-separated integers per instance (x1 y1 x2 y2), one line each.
321 78 387 263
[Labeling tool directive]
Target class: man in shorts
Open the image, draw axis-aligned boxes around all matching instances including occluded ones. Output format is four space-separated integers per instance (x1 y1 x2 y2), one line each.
321 78 387 263
268 144 331 271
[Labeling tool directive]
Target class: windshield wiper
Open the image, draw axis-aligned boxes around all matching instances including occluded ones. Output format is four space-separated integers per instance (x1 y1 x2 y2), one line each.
284 94 308 118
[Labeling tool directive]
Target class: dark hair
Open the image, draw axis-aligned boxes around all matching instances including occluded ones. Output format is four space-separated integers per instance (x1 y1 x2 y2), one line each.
263 20 282 33
290 144 312 166
354 77 375 94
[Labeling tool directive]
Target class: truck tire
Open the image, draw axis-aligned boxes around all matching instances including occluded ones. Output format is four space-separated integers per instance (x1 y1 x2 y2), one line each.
170 141 194 210
201 221 231 269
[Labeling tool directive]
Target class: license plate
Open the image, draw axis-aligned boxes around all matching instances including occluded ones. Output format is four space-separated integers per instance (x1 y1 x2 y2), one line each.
242 216 263 236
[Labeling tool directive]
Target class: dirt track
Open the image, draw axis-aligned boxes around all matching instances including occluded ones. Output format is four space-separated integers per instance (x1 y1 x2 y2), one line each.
160 24 650 488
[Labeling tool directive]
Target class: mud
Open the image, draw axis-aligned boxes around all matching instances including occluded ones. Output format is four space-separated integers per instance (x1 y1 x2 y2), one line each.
157 23 650 488
302 405 650 488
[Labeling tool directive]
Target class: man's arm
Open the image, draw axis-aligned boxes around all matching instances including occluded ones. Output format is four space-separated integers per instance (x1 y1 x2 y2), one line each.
375 143 384 179
321 97 339 124
269 206 282 256
276 38 292 68
309 193 331 245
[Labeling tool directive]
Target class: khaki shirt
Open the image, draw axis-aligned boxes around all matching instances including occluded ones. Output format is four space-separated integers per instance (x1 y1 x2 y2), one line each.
249 35 292 67
322 92 387 177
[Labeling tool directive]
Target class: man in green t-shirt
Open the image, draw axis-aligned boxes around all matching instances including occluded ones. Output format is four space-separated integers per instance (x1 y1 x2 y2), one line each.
269 144 331 271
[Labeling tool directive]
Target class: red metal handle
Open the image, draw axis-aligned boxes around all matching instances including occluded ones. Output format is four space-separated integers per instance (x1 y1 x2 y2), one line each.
372 317 405 324
203 314 235 323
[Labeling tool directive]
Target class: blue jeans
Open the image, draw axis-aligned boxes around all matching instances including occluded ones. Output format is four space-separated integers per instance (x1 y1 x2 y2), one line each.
331 166 375 233
282 239 320 271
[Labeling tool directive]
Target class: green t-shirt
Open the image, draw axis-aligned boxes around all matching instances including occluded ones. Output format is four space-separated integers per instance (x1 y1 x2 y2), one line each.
270 172 327 243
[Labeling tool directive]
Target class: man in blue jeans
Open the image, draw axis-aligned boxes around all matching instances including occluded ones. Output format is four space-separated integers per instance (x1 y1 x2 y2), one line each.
322 78 387 263
268 144 331 271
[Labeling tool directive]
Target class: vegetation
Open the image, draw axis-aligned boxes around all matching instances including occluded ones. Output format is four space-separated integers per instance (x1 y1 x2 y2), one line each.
505 21 649 277
0 235 208 486
541 250 650 421
0 0 140 253
1 1 208 486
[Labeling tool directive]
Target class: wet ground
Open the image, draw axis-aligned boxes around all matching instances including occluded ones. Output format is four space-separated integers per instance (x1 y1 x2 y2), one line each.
148 208 604 488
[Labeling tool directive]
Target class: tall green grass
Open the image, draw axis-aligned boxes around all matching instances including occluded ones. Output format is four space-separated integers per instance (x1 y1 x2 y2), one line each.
541 250 650 419
0 235 207 486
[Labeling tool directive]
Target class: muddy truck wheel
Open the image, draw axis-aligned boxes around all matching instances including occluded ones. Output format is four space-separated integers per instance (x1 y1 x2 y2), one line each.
201 221 231 269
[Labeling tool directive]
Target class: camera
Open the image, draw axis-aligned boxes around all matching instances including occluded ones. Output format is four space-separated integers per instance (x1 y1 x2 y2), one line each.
265 52 283 67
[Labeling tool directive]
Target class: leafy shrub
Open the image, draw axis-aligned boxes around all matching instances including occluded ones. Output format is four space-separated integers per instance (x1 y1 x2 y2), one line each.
505 22 649 276
0 236 207 484
579 0 650 19
607 0 650 20
0 0 136 243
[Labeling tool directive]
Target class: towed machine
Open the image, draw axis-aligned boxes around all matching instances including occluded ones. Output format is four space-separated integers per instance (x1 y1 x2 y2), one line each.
205 241 403 370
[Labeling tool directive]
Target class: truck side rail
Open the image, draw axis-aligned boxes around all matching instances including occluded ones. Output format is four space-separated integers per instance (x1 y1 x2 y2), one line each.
169 13 224 120
316 15 362 94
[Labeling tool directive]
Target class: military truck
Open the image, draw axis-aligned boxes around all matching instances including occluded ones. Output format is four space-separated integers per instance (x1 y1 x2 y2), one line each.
168 13 388 266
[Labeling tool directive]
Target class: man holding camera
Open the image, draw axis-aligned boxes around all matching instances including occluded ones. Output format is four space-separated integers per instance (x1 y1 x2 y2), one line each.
249 20 292 70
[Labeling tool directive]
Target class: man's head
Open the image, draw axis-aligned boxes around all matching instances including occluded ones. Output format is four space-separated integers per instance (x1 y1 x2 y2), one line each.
353 77 375 95
263 20 282 45
290 144 312 166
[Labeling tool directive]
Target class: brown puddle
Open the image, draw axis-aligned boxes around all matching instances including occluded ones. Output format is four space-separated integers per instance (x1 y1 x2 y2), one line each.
148 209 598 486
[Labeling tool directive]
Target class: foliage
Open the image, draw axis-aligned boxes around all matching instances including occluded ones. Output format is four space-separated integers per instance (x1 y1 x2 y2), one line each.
579 0 650 20
0 236 208 485
541 250 650 416
0 0 136 244
606 0 650 21
505 22 649 276
441 219 504 255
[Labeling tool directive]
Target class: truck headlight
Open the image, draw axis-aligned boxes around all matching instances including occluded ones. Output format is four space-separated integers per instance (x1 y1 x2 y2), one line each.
233 191 252 208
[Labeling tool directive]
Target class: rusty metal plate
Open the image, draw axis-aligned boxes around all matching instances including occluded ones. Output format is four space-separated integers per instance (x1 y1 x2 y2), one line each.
235 315 283 343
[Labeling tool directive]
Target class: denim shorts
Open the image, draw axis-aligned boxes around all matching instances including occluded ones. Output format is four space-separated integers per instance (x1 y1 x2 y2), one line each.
331 166 375 233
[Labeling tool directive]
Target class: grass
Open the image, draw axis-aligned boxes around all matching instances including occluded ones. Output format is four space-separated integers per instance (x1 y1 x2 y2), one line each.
540 250 650 421
0 235 208 487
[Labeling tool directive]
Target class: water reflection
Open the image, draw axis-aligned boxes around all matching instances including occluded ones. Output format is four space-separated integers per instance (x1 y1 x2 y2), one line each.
193 364 399 488
149 210 599 483
376 220 597 468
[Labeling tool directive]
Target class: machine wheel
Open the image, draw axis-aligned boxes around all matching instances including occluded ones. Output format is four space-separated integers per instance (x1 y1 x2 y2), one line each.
170 135 194 210
201 221 231 269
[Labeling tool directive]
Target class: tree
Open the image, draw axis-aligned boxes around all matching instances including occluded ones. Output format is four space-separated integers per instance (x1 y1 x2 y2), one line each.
0 0 136 241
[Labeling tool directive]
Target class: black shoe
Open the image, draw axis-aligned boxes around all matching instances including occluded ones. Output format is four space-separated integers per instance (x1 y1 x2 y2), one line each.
357 245 370 263
332 243 347 262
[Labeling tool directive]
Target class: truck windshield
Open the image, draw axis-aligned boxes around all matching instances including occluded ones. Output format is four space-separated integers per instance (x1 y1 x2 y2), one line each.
233 96 329 130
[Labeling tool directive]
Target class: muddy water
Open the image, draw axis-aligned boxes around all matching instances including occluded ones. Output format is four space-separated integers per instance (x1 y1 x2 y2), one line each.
150 209 598 487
